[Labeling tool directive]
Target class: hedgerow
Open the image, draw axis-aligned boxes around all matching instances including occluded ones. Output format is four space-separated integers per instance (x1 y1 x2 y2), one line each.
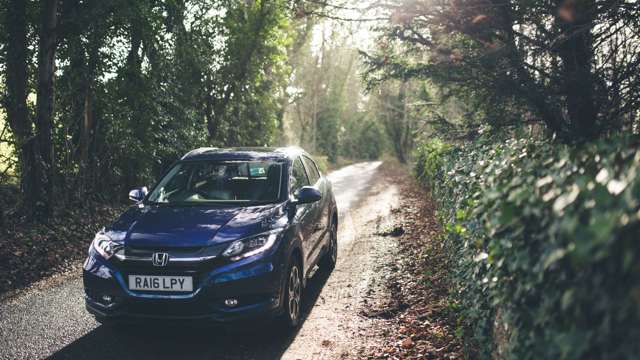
415 134 640 359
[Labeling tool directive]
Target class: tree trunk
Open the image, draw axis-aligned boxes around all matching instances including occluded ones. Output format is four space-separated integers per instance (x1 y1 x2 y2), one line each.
35 0 59 216
67 28 87 195
396 80 408 164
122 20 144 194
78 89 92 176
85 33 104 192
204 77 219 143
556 0 599 140
63 0 92 196
493 0 566 137
5 0 41 215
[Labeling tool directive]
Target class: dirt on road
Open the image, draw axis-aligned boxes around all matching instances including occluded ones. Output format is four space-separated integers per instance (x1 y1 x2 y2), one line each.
0 161 459 360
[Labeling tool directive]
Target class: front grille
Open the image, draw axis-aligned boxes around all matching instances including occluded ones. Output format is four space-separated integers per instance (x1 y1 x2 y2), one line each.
116 257 222 272
114 244 226 272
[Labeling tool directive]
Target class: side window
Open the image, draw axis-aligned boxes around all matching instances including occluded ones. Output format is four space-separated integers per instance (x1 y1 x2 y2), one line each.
290 157 310 195
302 156 321 184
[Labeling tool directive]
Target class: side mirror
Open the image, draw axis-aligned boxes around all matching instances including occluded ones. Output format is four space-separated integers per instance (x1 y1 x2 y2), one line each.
128 187 148 203
294 186 322 205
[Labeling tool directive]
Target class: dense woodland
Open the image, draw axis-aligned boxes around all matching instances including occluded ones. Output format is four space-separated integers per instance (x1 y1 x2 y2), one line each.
1 0 640 358
0 0 386 220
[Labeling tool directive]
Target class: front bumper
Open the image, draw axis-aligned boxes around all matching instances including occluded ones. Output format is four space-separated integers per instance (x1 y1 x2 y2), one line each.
82 250 285 322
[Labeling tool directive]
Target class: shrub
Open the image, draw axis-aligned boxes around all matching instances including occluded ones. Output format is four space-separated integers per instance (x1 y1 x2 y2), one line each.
339 117 386 161
416 135 640 359
414 138 452 186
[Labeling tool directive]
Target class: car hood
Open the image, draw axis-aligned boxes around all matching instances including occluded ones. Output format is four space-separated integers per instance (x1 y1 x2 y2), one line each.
107 203 285 248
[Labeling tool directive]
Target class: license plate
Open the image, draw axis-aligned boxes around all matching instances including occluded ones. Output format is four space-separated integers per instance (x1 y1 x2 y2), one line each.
128 275 193 292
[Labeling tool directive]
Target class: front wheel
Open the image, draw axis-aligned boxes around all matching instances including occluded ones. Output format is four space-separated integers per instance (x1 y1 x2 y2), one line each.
281 260 303 329
320 221 337 270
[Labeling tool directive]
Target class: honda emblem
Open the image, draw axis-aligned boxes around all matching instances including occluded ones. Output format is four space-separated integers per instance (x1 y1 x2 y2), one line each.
152 252 169 267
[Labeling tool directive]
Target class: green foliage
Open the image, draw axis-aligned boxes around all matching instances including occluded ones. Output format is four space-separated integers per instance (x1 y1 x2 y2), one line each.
416 135 640 358
369 79 421 164
1 0 302 207
414 138 451 185
339 116 386 160
316 104 340 163
365 0 640 141
208 0 292 146
284 28 390 163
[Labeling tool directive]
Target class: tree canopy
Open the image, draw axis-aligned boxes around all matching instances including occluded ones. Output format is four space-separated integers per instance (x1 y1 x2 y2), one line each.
363 0 640 141
1 0 304 216
0 0 389 219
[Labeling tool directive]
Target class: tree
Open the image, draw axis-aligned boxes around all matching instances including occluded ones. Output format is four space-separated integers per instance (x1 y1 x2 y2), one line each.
283 21 383 162
1 0 304 218
34 0 59 215
275 8 316 145
364 0 640 141
4 0 42 214
204 0 292 145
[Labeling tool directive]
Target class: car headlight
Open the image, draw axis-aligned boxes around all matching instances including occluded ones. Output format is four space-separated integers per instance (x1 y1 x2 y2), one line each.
91 232 122 260
222 230 280 261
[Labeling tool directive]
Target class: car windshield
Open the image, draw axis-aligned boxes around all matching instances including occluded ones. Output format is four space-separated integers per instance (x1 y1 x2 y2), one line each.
147 161 283 205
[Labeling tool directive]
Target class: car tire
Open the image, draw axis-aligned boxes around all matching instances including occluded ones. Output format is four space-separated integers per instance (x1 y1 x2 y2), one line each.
320 221 337 271
281 258 303 329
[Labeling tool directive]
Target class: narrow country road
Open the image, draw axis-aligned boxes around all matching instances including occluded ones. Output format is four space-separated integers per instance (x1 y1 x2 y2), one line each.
0 162 401 360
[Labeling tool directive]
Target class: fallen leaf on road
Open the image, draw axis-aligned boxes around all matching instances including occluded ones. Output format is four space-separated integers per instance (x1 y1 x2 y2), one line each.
401 338 414 349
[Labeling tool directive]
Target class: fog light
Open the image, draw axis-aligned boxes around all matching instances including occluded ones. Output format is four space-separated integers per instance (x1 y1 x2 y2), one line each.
101 295 113 304
224 298 238 307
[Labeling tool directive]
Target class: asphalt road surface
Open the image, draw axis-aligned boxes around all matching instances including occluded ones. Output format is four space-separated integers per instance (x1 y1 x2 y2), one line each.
0 161 400 360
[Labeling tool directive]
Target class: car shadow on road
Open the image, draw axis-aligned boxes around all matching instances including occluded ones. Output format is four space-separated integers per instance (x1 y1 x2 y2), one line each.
50 266 333 360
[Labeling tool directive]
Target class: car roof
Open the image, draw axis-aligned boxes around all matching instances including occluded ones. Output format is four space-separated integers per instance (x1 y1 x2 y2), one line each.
180 147 307 162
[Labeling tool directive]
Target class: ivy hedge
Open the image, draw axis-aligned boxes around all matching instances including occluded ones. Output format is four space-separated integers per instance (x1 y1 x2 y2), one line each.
415 135 640 359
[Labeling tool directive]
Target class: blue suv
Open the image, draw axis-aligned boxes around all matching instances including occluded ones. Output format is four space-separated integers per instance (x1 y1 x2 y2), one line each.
83 147 338 328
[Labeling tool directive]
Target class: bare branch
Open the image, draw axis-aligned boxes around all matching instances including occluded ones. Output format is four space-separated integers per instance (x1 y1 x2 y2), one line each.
302 10 389 22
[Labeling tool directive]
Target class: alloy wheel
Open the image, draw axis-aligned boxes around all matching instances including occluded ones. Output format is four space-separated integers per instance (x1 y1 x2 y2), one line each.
287 265 302 323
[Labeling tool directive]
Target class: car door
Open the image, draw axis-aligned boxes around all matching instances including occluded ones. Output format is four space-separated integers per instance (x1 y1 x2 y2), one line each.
301 155 329 257
290 156 316 270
